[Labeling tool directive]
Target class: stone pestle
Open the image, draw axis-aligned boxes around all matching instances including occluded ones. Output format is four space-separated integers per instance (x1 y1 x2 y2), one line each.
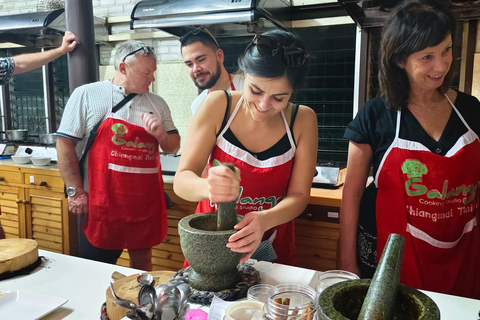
358 233 405 320
212 160 238 231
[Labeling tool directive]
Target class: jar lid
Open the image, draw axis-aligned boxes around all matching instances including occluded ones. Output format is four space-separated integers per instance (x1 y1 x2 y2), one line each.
224 300 264 320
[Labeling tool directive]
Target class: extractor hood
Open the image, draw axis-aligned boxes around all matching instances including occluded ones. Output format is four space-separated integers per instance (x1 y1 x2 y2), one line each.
338 0 480 29
131 0 292 38
0 9 107 48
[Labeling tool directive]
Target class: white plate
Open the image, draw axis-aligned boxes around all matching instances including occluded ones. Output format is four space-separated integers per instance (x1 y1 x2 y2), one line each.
0 290 68 319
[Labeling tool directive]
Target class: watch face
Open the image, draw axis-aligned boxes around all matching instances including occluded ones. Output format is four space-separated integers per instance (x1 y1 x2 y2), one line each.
67 187 76 197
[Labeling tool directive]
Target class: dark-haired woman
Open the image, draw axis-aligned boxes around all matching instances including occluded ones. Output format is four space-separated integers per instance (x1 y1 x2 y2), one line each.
174 29 318 266
340 0 480 299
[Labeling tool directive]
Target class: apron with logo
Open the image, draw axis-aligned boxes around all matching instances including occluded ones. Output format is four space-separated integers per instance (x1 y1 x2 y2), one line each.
84 94 167 250
375 96 480 298
196 96 297 265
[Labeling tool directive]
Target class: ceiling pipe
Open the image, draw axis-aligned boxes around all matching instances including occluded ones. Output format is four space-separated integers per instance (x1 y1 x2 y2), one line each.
65 0 99 94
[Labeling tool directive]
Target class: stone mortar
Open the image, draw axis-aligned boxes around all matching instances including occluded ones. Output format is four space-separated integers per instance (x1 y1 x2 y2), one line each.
318 279 440 320
178 212 244 291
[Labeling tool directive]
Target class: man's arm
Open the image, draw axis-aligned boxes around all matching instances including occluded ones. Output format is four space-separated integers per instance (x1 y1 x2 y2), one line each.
13 31 79 75
56 136 88 215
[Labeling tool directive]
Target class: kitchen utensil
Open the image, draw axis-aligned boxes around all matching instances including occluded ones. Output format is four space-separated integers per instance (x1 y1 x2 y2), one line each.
114 298 138 311
137 273 154 286
110 281 121 300
137 303 153 320
31 157 51 166
212 160 238 231
5 129 28 142
106 271 176 320
125 310 142 320
11 155 31 164
138 285 156 309
39 133 58 146
358 234 404 319
154 284 170 301
176 283 191 308
177 303 190 319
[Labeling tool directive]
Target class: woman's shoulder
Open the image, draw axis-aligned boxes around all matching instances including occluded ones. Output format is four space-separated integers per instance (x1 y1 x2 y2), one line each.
354 96 395 125
452 90 480 106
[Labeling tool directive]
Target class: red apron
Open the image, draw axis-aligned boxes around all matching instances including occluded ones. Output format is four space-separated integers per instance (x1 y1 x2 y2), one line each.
375 97 480 298
84 103 167 250
196 96 297 265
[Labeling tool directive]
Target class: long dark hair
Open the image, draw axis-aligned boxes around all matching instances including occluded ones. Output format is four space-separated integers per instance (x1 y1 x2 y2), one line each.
379 0 455 110
237 29 308 92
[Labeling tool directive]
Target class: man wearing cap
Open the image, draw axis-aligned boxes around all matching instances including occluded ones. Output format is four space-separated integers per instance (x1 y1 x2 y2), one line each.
180 27 244 115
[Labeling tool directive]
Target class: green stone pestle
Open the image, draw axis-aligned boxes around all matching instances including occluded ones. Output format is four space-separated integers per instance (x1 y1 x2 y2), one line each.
212 160 238 231
358 233 405 320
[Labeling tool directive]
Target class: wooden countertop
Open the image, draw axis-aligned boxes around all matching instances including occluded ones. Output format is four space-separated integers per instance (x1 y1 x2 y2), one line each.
0 160 343 208
309 186 342 207
0 158 59 174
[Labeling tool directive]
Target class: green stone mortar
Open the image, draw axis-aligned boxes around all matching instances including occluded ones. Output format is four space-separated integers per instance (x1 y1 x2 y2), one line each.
318 234 440 320
178 212 244 291
318 279 440 320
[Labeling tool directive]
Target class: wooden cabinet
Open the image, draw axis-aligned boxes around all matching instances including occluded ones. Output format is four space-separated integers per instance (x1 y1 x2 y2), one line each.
0 162 77 255
295 204 340 271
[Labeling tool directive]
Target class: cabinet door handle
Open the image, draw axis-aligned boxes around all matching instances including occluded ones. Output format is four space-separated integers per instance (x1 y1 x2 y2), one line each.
15 199 21 204
39 181 47 186
0 177 4 181
22 200 30 205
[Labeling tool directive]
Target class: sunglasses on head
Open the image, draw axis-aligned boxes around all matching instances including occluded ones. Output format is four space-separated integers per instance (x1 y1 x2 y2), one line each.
248 34 309 68
179 26 220 47
122 46 155 62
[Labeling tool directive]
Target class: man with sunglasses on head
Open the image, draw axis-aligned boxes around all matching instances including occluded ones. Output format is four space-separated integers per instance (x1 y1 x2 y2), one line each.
56 40 180 270
180 27 244 115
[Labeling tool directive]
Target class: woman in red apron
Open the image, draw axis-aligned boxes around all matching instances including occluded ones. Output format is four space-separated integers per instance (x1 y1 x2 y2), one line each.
340 1 480 299
174 29 318 266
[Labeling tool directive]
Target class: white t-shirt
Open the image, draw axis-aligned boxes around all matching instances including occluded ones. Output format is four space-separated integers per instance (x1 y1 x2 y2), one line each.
57 80 177 189
190 73 245 115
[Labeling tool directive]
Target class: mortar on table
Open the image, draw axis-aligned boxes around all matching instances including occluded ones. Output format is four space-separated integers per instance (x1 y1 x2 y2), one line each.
318 234 440 320
178 162 244 292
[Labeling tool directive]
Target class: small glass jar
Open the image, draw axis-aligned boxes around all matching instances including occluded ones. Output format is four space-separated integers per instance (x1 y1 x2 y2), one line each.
225 300 264 320
315 270 359 296
248 284 274 304
263 284 316 320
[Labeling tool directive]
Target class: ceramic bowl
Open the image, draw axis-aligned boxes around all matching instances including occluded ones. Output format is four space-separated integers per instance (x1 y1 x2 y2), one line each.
11 155 32 164
31 157 51 166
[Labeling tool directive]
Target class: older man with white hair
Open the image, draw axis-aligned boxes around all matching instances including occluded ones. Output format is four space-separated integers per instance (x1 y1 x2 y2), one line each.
56 40 180 270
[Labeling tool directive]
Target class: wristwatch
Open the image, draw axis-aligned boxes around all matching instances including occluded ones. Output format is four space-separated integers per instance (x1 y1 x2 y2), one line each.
66 187 77 197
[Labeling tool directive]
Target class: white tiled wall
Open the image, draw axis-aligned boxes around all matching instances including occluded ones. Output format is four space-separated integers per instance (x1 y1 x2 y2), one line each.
0 0 196 152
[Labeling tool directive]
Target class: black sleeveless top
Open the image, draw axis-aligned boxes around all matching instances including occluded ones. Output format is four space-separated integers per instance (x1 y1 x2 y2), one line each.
217 92 299 161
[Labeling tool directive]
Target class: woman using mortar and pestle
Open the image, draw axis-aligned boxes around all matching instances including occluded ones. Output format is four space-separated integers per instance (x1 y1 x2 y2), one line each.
340 0 480 299
174 29 318 266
